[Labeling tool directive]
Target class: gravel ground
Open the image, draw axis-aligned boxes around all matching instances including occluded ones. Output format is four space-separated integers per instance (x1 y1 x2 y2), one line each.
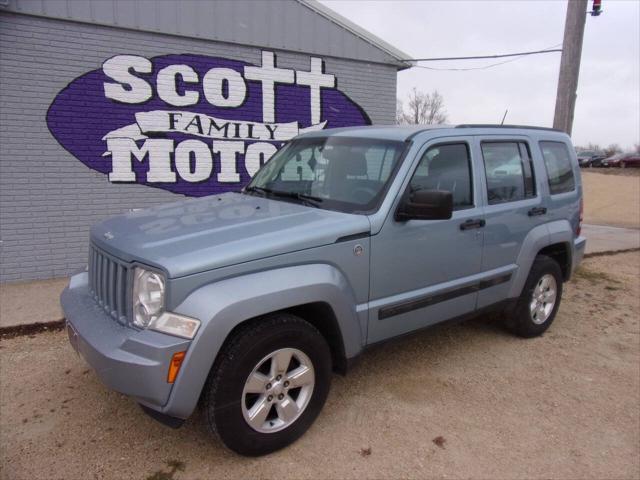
582 167 640 177
581 171 640 229
1 252 638 480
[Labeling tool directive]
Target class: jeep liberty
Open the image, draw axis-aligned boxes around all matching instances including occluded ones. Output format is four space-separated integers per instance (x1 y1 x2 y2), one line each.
61 124 586 455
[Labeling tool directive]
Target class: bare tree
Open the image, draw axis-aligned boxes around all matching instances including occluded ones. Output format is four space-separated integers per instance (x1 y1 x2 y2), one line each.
396 98 405 125
401 88 448 125
634 143 640 154
585 142 602 152
603 143 622 157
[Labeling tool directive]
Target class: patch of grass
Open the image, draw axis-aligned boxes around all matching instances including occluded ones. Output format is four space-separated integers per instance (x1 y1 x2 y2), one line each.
146 460 186 480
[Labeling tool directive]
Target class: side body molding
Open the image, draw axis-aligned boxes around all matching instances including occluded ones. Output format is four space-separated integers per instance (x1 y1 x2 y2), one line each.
162 264 363 418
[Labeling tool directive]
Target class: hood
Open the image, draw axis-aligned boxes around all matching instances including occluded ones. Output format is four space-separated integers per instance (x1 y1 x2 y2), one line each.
91 193 370 278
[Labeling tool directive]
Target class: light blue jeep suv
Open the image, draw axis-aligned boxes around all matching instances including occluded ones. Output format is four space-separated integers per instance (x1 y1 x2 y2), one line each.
61 124 586 455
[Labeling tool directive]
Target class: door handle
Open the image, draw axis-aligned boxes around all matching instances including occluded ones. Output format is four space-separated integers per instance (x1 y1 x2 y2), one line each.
528 207 547 217
460 219 486 230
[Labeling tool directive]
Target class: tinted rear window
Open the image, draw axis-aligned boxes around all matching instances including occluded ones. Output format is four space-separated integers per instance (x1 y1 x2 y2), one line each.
540 141 575 195
481 141 536 204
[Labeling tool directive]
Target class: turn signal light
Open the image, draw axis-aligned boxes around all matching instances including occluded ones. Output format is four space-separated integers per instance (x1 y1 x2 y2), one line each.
167 351 186 383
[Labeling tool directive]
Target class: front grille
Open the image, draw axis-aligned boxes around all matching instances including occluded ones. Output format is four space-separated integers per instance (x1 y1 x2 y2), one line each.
88 244 130 324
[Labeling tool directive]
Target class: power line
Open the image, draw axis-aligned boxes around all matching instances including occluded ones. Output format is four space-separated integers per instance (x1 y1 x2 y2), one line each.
404 47 563 62
410 44 563 72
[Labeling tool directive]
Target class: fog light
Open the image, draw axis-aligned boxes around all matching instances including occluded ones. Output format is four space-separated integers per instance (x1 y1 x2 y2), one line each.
167 351 186 384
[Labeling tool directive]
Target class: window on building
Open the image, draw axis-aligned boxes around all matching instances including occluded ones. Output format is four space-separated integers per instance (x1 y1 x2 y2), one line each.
539 141 576 195
481 141 536 204
409 143 473 209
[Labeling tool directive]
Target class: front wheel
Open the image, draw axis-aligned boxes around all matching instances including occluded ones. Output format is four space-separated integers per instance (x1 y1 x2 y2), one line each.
620 161 627 169
505 255 563 338
202 313 332 456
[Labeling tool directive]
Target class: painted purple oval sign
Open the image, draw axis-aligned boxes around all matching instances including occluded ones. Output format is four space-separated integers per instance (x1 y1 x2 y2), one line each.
47 51 371 197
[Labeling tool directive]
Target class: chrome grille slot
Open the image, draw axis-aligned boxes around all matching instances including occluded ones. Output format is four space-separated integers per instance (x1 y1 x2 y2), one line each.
88 244 130 324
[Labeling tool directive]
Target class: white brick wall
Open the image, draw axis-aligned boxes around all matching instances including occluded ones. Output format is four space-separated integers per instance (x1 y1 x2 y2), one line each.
0 12 397 282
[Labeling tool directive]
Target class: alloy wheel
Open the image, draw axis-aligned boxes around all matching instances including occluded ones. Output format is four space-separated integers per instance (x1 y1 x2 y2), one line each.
529 274 557 325
241 348 315 433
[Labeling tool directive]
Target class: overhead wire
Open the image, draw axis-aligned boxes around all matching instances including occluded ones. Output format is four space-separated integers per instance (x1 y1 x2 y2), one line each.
408 44 563 71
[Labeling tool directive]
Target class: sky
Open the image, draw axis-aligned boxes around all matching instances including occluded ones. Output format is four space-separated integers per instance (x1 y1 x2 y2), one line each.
320 0 640 151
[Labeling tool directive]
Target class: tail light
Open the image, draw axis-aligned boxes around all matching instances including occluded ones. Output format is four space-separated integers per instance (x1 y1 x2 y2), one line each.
577 197 584 236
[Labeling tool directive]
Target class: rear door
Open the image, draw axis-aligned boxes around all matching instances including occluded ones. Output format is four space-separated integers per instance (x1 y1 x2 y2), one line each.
474 136 546 308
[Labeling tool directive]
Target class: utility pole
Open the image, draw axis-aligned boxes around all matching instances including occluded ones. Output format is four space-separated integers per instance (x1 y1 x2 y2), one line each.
553 0 588 135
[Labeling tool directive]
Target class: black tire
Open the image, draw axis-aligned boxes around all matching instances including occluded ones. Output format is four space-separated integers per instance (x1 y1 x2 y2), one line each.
202 313 332 456
505 255 563 338
620 161 626 169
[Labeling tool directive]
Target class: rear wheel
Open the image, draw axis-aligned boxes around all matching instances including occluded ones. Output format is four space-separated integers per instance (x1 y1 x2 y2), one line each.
202 313 332 456
505 255 563 338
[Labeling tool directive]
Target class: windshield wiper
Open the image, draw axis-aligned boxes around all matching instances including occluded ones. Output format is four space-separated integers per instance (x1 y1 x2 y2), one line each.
244 186 323 208
243 185 272 196
271 190 324 208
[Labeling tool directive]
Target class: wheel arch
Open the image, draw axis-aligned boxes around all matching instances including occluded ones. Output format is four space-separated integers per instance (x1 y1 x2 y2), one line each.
537 242 571 281
160 264 362 419
510 220 574 297
215 301 348 375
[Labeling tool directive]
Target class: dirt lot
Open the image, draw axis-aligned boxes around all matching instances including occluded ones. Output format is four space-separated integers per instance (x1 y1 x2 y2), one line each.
1 251 638 480
582 170 640 228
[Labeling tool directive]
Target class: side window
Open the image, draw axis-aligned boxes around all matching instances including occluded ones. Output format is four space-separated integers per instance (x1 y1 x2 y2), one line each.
409 143 473 209
481 141 536 204
539 141 576 194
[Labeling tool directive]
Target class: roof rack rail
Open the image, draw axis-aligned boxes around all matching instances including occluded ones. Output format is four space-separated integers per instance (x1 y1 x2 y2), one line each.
405 128 436 141
456 124 563 133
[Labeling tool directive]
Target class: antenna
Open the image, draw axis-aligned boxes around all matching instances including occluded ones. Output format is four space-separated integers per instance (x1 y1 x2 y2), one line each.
500 109 509 125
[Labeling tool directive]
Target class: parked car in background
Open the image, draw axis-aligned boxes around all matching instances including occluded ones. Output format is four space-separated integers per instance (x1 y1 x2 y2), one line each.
576 150 605 168
617 153 640 168
600 153 624 168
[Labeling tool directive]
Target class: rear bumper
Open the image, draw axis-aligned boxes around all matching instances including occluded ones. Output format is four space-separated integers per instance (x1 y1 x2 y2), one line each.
571 236 587 274
61 273 190 414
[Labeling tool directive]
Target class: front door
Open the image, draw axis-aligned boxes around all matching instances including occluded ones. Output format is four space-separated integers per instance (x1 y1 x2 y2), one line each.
367 139 485 344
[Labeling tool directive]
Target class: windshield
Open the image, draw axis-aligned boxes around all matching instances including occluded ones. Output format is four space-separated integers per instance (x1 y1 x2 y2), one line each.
245 136 406 213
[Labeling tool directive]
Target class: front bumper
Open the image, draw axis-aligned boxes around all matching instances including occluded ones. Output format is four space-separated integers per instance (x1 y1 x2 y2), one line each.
61 273 190 413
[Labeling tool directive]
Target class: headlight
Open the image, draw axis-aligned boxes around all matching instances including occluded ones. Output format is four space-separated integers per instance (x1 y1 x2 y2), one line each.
132 267 165 328
131 267 200 339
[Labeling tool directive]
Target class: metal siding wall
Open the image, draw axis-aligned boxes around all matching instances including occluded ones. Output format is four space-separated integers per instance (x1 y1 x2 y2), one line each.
3 0 402 66
0 12 397 282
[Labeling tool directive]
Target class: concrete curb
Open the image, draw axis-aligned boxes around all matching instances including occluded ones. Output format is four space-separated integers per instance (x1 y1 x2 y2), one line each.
583 247 640 259
0 319 65 339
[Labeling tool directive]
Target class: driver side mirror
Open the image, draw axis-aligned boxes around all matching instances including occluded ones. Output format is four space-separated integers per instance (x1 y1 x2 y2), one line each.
395 190 453 221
